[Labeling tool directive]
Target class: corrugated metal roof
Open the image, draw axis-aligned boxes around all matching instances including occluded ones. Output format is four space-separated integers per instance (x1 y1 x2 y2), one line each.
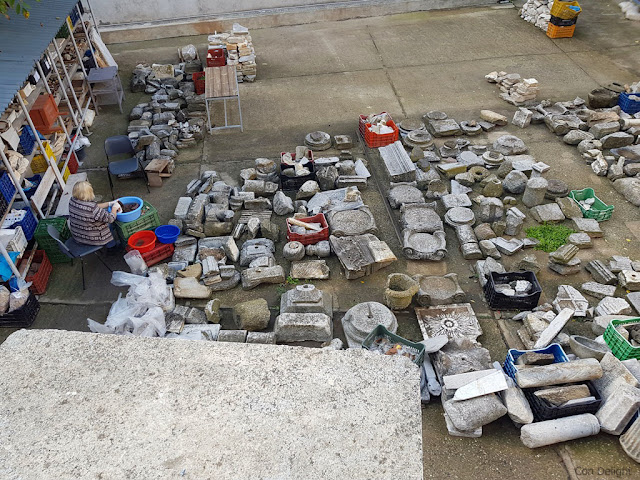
0 0 80 114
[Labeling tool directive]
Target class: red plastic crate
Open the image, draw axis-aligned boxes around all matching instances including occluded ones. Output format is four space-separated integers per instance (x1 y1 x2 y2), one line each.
286 213 329 246
207 47 226 67
125 242 175 267
193 71 205 95
358 112 399 148
59 152 79 175
29 94 59 129
18 250 52 295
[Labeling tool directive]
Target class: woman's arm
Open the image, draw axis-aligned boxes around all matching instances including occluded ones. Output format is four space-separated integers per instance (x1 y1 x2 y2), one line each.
93 204 117 224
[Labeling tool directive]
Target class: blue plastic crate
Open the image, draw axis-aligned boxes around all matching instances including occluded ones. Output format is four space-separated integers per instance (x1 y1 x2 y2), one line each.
0 172 16 203
619 92 640 115
8 208 37 241
503 343 569 384
18 125 44 156
22 174 42 200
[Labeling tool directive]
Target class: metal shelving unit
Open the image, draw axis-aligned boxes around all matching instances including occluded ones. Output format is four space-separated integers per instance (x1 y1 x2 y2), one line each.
0 0 102 281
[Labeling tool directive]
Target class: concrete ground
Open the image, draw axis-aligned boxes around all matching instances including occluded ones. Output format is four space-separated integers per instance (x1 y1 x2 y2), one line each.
2 2 640 478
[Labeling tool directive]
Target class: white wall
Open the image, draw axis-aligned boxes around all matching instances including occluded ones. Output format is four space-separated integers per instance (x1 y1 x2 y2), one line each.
91 0 364 25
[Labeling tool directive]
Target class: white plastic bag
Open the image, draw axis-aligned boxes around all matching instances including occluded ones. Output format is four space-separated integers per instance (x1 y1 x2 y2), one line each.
87 318 115 334
124 250 148 276
111 271 145 287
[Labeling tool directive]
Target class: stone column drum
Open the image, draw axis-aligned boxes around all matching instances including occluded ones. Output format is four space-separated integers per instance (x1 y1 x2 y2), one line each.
520 414 601 448
522 177 548 208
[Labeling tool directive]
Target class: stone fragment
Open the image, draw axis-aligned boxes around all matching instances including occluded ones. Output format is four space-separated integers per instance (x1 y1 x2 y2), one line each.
589 121 620 139
233 298 270 331
571 217 603 238
413 273 466 306
442 193 471 210
173 277 211 299
512 108 533 128
480 110 507 126
567 232 592 249
217 330 247 342
492 237 523 255
275 313 332 342
295 181 320 200
383 273 419 310
550 244 579 265
330 234 396 279
246 332 277 344
502 171 528 194
534 308 574 349
593 353 640 400
474 223 496 241
596 382 640 435
619 270 640 291
548 257 581 276
241 265 285 289
388 184 425 208
586 260 617 285
515 358 603 388
563 130 595 145
581 282 616 300
205 299 221 323
517 352 555 366
442 394 507 431
534 384 591 406
516 255 541 274
595 296 632 316
601 132 635 149
427 118 462 137
379 141 416 182
290 260 330 280
522 177 548 208
273 191 295 216
520 414 601 448
342 302 397 348
553 285 589 317
493 135 527 155
530 204 565 224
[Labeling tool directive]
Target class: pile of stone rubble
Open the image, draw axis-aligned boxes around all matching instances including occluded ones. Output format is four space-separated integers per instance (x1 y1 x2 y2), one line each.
486 71 540 106
127 63 206 168
208 23 257 82
618 1 640 21
520 0 554 31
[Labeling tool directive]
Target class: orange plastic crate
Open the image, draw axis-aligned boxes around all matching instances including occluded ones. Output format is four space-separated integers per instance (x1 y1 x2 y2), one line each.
29 94 59 129
286 213 329 246
364 119 399 148
546 23 576 39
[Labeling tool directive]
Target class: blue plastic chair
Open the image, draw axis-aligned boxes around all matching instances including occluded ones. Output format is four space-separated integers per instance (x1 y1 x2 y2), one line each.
104 135 150 198
46 225 113 290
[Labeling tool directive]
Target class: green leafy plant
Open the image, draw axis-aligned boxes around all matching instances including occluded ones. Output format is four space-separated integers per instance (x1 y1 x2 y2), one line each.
1 0 40 19
285 276 300 286
525 223 575 253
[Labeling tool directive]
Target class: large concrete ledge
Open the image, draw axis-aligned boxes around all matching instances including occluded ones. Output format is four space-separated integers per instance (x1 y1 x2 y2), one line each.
98 0 500 43
0 329 423 479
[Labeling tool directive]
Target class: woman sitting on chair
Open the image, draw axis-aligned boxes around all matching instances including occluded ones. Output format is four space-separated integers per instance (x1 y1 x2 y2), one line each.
68 181 122 247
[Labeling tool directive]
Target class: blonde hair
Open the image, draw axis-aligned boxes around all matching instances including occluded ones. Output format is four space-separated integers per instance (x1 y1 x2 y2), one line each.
72 181 95 202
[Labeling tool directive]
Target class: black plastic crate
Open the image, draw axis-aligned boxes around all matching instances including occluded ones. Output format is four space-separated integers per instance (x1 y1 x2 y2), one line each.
549 15 577 27
0 293 40 328
483 270 542 311
524 381 601 422
280 165 316 191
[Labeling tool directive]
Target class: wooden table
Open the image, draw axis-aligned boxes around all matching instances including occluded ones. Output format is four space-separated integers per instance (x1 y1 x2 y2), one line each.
204 66 243 133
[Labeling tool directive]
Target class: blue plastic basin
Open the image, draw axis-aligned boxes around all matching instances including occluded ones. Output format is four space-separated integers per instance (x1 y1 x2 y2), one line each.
155 224 180 244
115 196 143 223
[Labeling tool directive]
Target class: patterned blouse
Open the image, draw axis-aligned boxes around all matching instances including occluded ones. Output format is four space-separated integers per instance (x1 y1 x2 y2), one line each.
68 198 116 246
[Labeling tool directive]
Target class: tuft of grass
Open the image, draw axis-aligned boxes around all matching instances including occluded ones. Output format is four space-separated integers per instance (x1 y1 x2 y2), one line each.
525 223 575 253
285 276 300 286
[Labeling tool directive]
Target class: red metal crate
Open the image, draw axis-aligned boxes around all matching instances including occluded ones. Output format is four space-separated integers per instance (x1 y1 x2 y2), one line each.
286 213 329 246
125 242 175 267
18 250 52 295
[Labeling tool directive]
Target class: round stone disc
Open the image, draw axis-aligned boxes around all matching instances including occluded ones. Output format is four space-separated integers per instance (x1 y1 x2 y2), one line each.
445 207 475 227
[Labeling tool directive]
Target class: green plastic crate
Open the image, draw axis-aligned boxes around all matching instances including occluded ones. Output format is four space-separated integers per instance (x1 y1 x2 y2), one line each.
362 324 425 365
114 201 160 242
569 188 614 222
603 318 640 361
33 218 73 264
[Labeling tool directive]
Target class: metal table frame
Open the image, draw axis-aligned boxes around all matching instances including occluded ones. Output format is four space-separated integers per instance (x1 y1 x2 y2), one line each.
204 66 243 133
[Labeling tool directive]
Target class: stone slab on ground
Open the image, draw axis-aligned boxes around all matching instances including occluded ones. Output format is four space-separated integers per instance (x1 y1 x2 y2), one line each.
0 330 423 479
